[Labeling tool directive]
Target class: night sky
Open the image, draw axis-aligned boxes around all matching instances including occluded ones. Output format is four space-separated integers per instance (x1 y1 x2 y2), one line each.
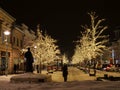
0 0 120 56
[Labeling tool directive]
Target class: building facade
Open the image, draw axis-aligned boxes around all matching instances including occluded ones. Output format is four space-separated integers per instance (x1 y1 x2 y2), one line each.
11 24 25 73
0 8 15 74
111 27 120 65
0 8 36 74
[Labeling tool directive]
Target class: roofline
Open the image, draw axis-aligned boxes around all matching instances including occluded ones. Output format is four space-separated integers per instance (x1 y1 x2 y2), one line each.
0 7 16 21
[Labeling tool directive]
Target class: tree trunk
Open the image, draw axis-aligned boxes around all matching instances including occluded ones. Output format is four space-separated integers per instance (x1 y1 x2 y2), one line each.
89 59 96 76
93 59 96 76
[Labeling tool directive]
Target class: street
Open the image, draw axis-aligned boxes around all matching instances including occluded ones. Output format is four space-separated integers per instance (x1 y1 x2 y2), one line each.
0 67 120 90
51 66 95 82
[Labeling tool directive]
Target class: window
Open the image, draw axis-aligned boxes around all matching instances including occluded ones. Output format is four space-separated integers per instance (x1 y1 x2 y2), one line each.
13 37 15 45
17 38 19 46
2 32 4 43
0 20 2 37
0 26 1 37
20 40 23 48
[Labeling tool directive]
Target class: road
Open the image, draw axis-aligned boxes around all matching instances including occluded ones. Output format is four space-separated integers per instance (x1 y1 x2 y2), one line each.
51 66 120 82
0 67 120 90
52 67 96 82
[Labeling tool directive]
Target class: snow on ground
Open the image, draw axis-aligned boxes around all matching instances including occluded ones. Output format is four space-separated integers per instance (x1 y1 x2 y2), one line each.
0 67 120 90
0 79 120 90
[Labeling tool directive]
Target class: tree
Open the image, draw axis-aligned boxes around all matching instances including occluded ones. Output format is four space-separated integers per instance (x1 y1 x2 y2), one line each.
62 53 69 64
72 12 108 75
33 25 61 73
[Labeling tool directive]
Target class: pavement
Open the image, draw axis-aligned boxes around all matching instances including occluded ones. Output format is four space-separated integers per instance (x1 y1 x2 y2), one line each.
45 67 120 82
0 67 120 90
0 67 120 82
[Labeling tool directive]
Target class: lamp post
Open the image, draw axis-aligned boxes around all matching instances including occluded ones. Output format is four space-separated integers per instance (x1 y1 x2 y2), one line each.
34 46 37 73
34 45 42 73
4 30 10 76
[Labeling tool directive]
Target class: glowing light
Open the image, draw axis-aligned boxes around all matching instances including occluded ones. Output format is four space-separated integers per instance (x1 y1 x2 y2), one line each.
34 46 37 49
4 30 10 35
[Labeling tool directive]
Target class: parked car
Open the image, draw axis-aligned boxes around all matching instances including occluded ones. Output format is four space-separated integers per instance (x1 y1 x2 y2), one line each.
102 64 113 71
47 65 62 73
47 65 54 73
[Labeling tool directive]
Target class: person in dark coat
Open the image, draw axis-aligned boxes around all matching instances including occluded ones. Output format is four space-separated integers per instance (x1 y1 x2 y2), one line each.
24 47 34 73
62 64 68 82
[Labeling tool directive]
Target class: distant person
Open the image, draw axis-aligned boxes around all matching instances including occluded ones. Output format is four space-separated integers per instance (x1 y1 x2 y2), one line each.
24 47 34 72
62 64 68 82
13 64 18 74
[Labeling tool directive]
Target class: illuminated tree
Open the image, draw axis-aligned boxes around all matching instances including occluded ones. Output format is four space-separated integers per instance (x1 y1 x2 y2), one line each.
43 33 61 63
72 30 92 65
33 25 61 73
73 12 108 74
62 53 69 64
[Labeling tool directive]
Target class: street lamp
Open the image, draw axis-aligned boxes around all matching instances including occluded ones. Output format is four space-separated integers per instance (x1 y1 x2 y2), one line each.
4 30 10 76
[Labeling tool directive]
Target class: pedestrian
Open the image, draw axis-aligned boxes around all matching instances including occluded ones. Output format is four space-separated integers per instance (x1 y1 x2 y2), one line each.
13 64 18 74
24 47 34 73
62 64 68 82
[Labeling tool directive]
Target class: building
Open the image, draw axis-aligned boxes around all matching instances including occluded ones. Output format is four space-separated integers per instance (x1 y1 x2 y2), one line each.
0 7 15 74
110 26 120 65
21 23 36 49
11 24 25 73
0 7 36 74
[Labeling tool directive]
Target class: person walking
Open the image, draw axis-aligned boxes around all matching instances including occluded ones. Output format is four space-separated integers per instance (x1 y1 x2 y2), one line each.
62 64 68 82
24 47 34 73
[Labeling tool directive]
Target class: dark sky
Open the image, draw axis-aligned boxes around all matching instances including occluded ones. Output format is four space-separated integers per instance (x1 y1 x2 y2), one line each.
0 0 120 55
